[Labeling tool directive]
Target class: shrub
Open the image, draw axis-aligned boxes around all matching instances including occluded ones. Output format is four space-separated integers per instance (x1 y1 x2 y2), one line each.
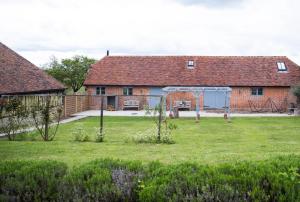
293 85 300 98
293 84 300 108
144 104 177 144
63 159 144 201
0 97 29 141
95 127 105 142
0 161 67 201
139 156 300 202
131 121 176 144
72 125 90 142
0 157 299 201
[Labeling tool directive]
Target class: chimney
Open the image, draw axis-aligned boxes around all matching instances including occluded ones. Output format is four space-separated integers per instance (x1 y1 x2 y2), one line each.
106 50 109 56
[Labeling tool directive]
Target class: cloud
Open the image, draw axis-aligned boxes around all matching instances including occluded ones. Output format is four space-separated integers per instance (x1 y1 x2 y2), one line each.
0 0 300 66
173 0 244 7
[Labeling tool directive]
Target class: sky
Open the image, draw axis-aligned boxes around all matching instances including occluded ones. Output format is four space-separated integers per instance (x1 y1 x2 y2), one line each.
1 0 300 66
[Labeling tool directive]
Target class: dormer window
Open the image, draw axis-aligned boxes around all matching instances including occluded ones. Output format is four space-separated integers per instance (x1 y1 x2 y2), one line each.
277 62 287 72
187 60 194 69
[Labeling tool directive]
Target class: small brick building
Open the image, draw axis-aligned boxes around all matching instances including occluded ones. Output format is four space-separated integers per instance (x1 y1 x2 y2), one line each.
84 55 300 112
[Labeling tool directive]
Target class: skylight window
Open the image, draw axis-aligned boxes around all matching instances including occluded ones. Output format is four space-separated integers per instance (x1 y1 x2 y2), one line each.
277 62 287 71
187 60 194 69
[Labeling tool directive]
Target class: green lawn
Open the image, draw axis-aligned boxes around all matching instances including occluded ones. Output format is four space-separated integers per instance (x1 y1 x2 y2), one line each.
0 116 299 167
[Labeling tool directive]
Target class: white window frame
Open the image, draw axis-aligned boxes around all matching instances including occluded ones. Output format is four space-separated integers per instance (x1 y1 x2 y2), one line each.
187 60 194 69
277 62 287 71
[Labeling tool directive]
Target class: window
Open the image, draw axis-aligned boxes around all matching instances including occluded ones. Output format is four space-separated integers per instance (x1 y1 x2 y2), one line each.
123 87 133 95
277 62 287 71
251 87 263 96
96 87 105 95
187 60 194 69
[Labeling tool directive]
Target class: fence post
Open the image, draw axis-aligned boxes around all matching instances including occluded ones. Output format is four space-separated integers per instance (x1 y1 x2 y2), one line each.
157 96 163 142
75 95 78 113
64 96 67 117
100 96 104 135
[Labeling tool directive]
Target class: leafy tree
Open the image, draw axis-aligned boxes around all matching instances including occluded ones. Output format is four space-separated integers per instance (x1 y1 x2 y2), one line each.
0 97 29 141
31 96 63 141
45 56 96 93
292 84 300 108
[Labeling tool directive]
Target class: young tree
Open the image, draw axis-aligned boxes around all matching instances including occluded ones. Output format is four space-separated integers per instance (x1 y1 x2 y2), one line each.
31 96 63 141
0 98 28 141
45 56 96 93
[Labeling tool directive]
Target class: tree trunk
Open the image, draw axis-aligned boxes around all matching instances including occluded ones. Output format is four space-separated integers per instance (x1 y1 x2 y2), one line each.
44 97 51 141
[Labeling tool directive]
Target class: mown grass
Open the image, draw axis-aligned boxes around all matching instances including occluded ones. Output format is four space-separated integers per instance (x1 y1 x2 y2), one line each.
0 116 299 167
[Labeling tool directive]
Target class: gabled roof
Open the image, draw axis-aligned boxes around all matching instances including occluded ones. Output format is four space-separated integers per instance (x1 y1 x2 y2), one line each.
0 42 65 95
84 56 300 87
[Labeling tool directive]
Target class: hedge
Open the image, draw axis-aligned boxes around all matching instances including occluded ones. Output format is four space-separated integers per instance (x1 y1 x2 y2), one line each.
0 161 67 201
0 156 299 201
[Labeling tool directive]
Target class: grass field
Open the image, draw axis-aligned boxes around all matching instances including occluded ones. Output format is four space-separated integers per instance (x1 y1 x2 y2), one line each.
0 116 299 167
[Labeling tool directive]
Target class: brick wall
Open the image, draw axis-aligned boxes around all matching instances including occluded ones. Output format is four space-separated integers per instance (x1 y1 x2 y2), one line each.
85 86 295 112
230 87 291 112
86 86 150 110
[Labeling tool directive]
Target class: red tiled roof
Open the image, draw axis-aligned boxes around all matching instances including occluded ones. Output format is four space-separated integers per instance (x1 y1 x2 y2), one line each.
0 42 65 95
84 56 300 87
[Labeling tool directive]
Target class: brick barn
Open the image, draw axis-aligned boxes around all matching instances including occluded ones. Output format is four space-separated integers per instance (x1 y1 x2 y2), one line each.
84 55 300 112
0 42 65 96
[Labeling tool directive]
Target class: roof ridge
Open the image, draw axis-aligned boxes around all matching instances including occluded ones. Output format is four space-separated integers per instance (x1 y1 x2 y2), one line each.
104 55 288 58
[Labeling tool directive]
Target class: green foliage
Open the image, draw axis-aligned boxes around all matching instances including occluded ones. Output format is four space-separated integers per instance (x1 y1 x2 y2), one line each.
63 159 143 201
293 84 300 98
95 127 105 142
0 98 29 141
0 161 67 201
131 123 175 144
0 157 299 201
293 85 300 108
139 156 300 202
72 125 90 142
143 103 177 144
31 96 63 141
44 56 96 92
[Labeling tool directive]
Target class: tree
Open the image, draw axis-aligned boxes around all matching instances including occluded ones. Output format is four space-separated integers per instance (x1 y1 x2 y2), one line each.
0 98 29 141
292 84 300 109
45 56 96 93
31 96 63 141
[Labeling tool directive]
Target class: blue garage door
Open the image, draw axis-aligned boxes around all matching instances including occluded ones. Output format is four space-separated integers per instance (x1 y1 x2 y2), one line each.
149 87 164 108
204 91 229 109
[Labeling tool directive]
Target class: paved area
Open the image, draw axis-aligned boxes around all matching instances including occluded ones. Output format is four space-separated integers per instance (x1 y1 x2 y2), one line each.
73 110 294 117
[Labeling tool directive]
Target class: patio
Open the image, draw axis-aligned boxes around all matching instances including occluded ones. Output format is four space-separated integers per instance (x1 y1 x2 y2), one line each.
73 110 293 117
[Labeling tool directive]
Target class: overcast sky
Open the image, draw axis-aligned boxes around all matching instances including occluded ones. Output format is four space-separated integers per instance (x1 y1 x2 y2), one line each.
1 0 300 66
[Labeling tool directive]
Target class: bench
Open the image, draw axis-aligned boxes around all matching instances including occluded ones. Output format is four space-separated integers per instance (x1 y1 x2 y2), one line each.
123 100 140 110
174 100 191 110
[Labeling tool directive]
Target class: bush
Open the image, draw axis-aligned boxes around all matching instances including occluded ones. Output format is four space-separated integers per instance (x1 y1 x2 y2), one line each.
72 125 90 142
95 127 105 142
63 159 144 201
0 156 299 201
139 156 300 202
293 85 300 98
131 123 176 144
0 161 67 201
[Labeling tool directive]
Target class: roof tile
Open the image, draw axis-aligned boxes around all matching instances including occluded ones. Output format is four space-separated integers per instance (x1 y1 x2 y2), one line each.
84 56 300 87
0 42 65 95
